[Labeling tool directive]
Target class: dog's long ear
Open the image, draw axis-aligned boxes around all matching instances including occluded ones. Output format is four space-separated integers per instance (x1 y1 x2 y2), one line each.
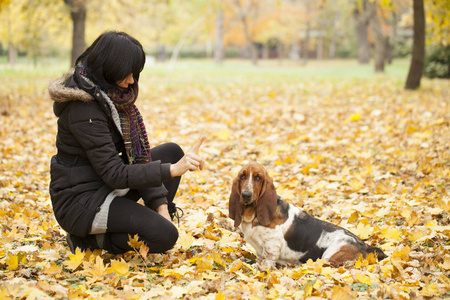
229 176 242 227
257 168 278 226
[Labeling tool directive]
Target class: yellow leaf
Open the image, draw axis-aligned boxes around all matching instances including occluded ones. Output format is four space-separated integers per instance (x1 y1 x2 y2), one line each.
43 262 63 275
127 234 143 249
186 281 203 294
376 182 390 194
435 118 444 125
229 259 242 272
381 265 394 278
391 246 411 260
348 210 359 224
197 257 214 271
400 209 411 219
178 231 194 251
349 113 361 122
219 232 238 248
68 284 87 299
64 248 85 271
380 228 402 241
0 286 12 300
406 211 419 226
420 283 440 297
213 128 230 140
83 256 107 278
407 230 425 242
215 292 226 300
168 265 194 279
321 267 335 276
365 252 377 264
313 279 323 289
353 222 372 239
6 253 19 270
211 252 225 268
170 286 187 298
406 125 417 133
107 258 130 277
221 247 235 253
440 255 450 271
355 273 372 285
139 243 149 260
303 280 315 298
331 285 353 300
205 227 220 241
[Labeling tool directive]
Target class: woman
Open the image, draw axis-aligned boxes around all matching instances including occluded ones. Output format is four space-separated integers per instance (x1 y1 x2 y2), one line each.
48 31 204 254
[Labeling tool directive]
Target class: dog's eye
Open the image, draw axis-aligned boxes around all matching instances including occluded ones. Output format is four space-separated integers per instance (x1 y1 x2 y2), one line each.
240 174 246 181
254 175 261 182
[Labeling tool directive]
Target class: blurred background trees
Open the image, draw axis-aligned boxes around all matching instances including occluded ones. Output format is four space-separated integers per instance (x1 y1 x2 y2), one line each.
0 0 448 83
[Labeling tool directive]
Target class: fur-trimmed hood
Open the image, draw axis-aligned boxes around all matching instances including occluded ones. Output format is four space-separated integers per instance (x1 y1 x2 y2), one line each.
48 72 93 104
49 71 123 135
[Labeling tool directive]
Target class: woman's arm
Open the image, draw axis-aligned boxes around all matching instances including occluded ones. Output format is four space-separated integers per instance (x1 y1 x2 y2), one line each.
68 101 171 189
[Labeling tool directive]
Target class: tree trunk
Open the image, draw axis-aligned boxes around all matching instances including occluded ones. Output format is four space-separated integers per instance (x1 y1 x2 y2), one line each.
214 7 224 64
356 22 370 63
370 1 385 72
386 37 393 64
157 45 167 62
329 12 339 59
277 40 284 64
405 0 425 90
8 42 17 68
289 42 300 61
7 6 16 68
263 43 269 60
241 16 258 65
353 0 371 64
317 37 323 60
302 1 311 65
329 36 336 59
64 0 86 67
387 12 398 64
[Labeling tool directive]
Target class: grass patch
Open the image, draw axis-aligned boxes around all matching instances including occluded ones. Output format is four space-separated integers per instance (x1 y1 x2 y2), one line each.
0 56 411 90
143 58 410 86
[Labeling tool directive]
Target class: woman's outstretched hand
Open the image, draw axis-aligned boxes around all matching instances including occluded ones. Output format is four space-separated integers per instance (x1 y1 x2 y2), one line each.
170 136 205 177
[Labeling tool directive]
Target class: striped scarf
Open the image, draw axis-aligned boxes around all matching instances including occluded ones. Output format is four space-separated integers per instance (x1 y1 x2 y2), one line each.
107 83 152 164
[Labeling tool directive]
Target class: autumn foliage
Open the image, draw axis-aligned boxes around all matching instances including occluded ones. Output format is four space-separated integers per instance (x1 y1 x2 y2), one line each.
0 61 449 299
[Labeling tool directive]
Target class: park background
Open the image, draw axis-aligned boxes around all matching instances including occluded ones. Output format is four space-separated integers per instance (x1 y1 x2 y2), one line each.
0 0 449 299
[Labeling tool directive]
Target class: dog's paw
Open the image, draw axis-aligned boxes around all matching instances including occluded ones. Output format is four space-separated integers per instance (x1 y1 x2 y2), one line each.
257 258 276 271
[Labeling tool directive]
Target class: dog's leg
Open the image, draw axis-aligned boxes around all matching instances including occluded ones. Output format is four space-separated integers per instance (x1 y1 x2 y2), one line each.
257 257 276 271
257 240 282 271
326 244 361 267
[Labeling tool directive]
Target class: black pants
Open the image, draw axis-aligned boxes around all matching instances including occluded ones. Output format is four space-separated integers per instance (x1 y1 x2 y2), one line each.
103 142 184 254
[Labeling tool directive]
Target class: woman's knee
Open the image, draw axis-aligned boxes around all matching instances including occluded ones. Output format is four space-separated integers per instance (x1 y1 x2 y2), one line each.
166 142 184 161
151 142 185 163
158 222 179 252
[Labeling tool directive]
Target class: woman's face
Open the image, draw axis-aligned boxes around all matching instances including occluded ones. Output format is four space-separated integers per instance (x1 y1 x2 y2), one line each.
116 73 134 88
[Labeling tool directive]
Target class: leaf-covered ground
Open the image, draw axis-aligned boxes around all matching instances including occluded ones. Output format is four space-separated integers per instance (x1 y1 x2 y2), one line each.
0 61 449 299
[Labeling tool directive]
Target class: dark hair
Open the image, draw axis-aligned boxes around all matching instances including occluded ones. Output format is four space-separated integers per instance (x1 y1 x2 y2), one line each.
75 31 146 90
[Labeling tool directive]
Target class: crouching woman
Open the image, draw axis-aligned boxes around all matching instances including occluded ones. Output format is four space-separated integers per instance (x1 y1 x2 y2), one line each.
48 30 204 254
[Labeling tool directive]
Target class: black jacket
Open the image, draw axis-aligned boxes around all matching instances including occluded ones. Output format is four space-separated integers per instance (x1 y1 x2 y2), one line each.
48 72 172 237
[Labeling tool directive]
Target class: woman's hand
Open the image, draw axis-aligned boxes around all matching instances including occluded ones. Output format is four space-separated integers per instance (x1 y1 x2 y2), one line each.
170 136 205 177
156 204 172 222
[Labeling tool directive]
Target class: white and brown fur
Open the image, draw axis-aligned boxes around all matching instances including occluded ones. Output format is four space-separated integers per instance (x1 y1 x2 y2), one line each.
229 162 386 270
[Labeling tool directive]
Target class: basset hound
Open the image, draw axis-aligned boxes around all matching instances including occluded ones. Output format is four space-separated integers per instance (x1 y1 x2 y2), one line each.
229 162 386 270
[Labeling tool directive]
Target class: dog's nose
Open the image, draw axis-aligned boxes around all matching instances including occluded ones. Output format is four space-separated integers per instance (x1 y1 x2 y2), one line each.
242 191 252 201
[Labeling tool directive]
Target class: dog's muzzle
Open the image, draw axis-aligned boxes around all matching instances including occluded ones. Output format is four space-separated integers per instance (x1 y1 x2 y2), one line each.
241 191 253 205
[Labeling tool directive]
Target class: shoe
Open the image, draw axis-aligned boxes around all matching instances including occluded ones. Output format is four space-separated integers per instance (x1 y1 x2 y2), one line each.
168 203 184 226
66 233 99 253
66 233 76 253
